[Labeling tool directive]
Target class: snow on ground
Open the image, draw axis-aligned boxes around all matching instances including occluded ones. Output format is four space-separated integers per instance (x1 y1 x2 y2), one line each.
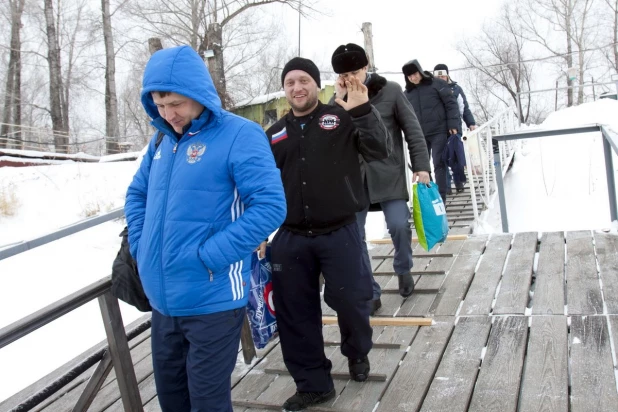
0 161 143 402
480 99 618 233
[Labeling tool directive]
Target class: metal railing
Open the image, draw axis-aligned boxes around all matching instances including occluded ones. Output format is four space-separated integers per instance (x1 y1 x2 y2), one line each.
491 124 618 232
0 209 144 412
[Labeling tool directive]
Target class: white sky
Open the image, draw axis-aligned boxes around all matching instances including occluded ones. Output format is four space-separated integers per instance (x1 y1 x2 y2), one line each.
1 46 618 408
280 0 502 80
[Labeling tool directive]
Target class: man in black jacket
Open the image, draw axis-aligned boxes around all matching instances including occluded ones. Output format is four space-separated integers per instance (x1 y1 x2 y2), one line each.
402 59 460 201
263 57 391 411
331 43 431 315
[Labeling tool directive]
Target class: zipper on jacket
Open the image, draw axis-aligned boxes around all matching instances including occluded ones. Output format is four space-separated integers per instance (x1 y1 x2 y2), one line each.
344 176 359 206
159 140 179 314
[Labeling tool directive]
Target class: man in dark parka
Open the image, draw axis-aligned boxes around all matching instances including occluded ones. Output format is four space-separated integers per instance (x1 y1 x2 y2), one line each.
331 44 431 314
402 59 460 201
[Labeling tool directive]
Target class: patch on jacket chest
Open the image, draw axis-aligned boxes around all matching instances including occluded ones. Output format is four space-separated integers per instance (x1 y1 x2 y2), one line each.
186 142 206 164
319 114 340 130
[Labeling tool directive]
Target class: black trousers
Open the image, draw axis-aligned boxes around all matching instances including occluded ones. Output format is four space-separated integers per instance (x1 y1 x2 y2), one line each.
271 222 373 393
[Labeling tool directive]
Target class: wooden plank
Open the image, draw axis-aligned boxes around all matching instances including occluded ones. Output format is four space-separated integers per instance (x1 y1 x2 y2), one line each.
369 234 468 244
331 325 418 411
372 254 454 259
570 316 618 411
377 318 454 412
566 231 603 315
73 350 114 412
594 233 618 314
321 316 432 327
264 368 387 382
458 235 488 255
397 255 456 317
374 271 444 276
381 288 439 294
493 232 538 315
609 316 618 382
468 316 529 412
232 399 353 412
459 235 512 315
532 232 566 315
419 316 492 412
429 254 481 316
518 316 568 412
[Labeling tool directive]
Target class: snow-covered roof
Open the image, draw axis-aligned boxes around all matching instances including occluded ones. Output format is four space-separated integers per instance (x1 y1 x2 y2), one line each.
99 152 141 163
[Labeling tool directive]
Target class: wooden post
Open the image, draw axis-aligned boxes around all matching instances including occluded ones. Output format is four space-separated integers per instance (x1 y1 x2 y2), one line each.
73 350 113 412
148 38 163 55
98 293 143 412
361 22 376 72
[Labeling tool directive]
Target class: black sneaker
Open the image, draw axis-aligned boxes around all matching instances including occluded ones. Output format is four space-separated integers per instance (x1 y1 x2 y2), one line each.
370 298 382 316
282 389 336 411
348 356 370 382
398 273 415 297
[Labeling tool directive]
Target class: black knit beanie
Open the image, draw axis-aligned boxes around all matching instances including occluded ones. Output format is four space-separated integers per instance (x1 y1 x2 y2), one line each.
281 57 321 88
331 43 369 74
434 63 449 74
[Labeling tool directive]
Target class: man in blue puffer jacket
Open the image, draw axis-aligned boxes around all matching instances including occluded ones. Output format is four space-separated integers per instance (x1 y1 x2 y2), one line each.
124 45 286 412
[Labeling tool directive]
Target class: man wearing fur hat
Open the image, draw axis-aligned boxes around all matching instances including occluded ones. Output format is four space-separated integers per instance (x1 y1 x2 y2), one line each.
330 43 432 315
402 59 460 202
263 56 391 411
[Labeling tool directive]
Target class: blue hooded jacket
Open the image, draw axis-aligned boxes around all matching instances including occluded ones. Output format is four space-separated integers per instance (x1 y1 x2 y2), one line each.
125 45 286 317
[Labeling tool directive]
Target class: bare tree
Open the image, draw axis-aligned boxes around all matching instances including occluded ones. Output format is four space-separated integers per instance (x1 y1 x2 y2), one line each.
0 0 26 149
101 0 119 153
44 0 69 152
518 0 599 106
458 4 534 123
127 0 316 108
604 0 618 71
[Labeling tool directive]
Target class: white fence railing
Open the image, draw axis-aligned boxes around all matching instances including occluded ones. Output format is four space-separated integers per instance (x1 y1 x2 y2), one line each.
463 107 521 225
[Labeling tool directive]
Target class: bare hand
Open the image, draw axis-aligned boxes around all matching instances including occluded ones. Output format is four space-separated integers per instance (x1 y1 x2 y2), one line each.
257 241 267 259
449 129 458 135
335 77 347 100
334 77 368 111
413 171 431 184
469 125 477 131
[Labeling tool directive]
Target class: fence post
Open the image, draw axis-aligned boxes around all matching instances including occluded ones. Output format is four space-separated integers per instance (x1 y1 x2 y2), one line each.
602 132 618 222
493 138 509 233
98 293 143 412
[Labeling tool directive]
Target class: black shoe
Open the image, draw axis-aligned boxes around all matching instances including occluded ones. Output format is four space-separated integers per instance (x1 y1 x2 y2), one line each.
446 188 453 195
398 273 415 297
348 356 370 382
370 298 382 316
282 389 336 411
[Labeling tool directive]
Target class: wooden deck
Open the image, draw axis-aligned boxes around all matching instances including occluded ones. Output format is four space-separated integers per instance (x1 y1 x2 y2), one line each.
5 227 618 412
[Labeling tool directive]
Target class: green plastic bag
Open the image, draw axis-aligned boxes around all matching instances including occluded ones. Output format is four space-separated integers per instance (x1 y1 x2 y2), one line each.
412 182 449 251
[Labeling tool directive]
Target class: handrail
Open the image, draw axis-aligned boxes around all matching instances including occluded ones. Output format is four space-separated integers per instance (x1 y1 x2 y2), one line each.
0 207 124 261
0 278 111 350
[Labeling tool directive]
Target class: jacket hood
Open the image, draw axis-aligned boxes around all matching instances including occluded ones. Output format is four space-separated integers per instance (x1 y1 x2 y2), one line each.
402 59 432 91
141 45 223 122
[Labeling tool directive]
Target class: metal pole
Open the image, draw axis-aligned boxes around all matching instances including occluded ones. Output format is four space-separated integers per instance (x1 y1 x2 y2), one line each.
493 139 509 233
603 135 618 222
